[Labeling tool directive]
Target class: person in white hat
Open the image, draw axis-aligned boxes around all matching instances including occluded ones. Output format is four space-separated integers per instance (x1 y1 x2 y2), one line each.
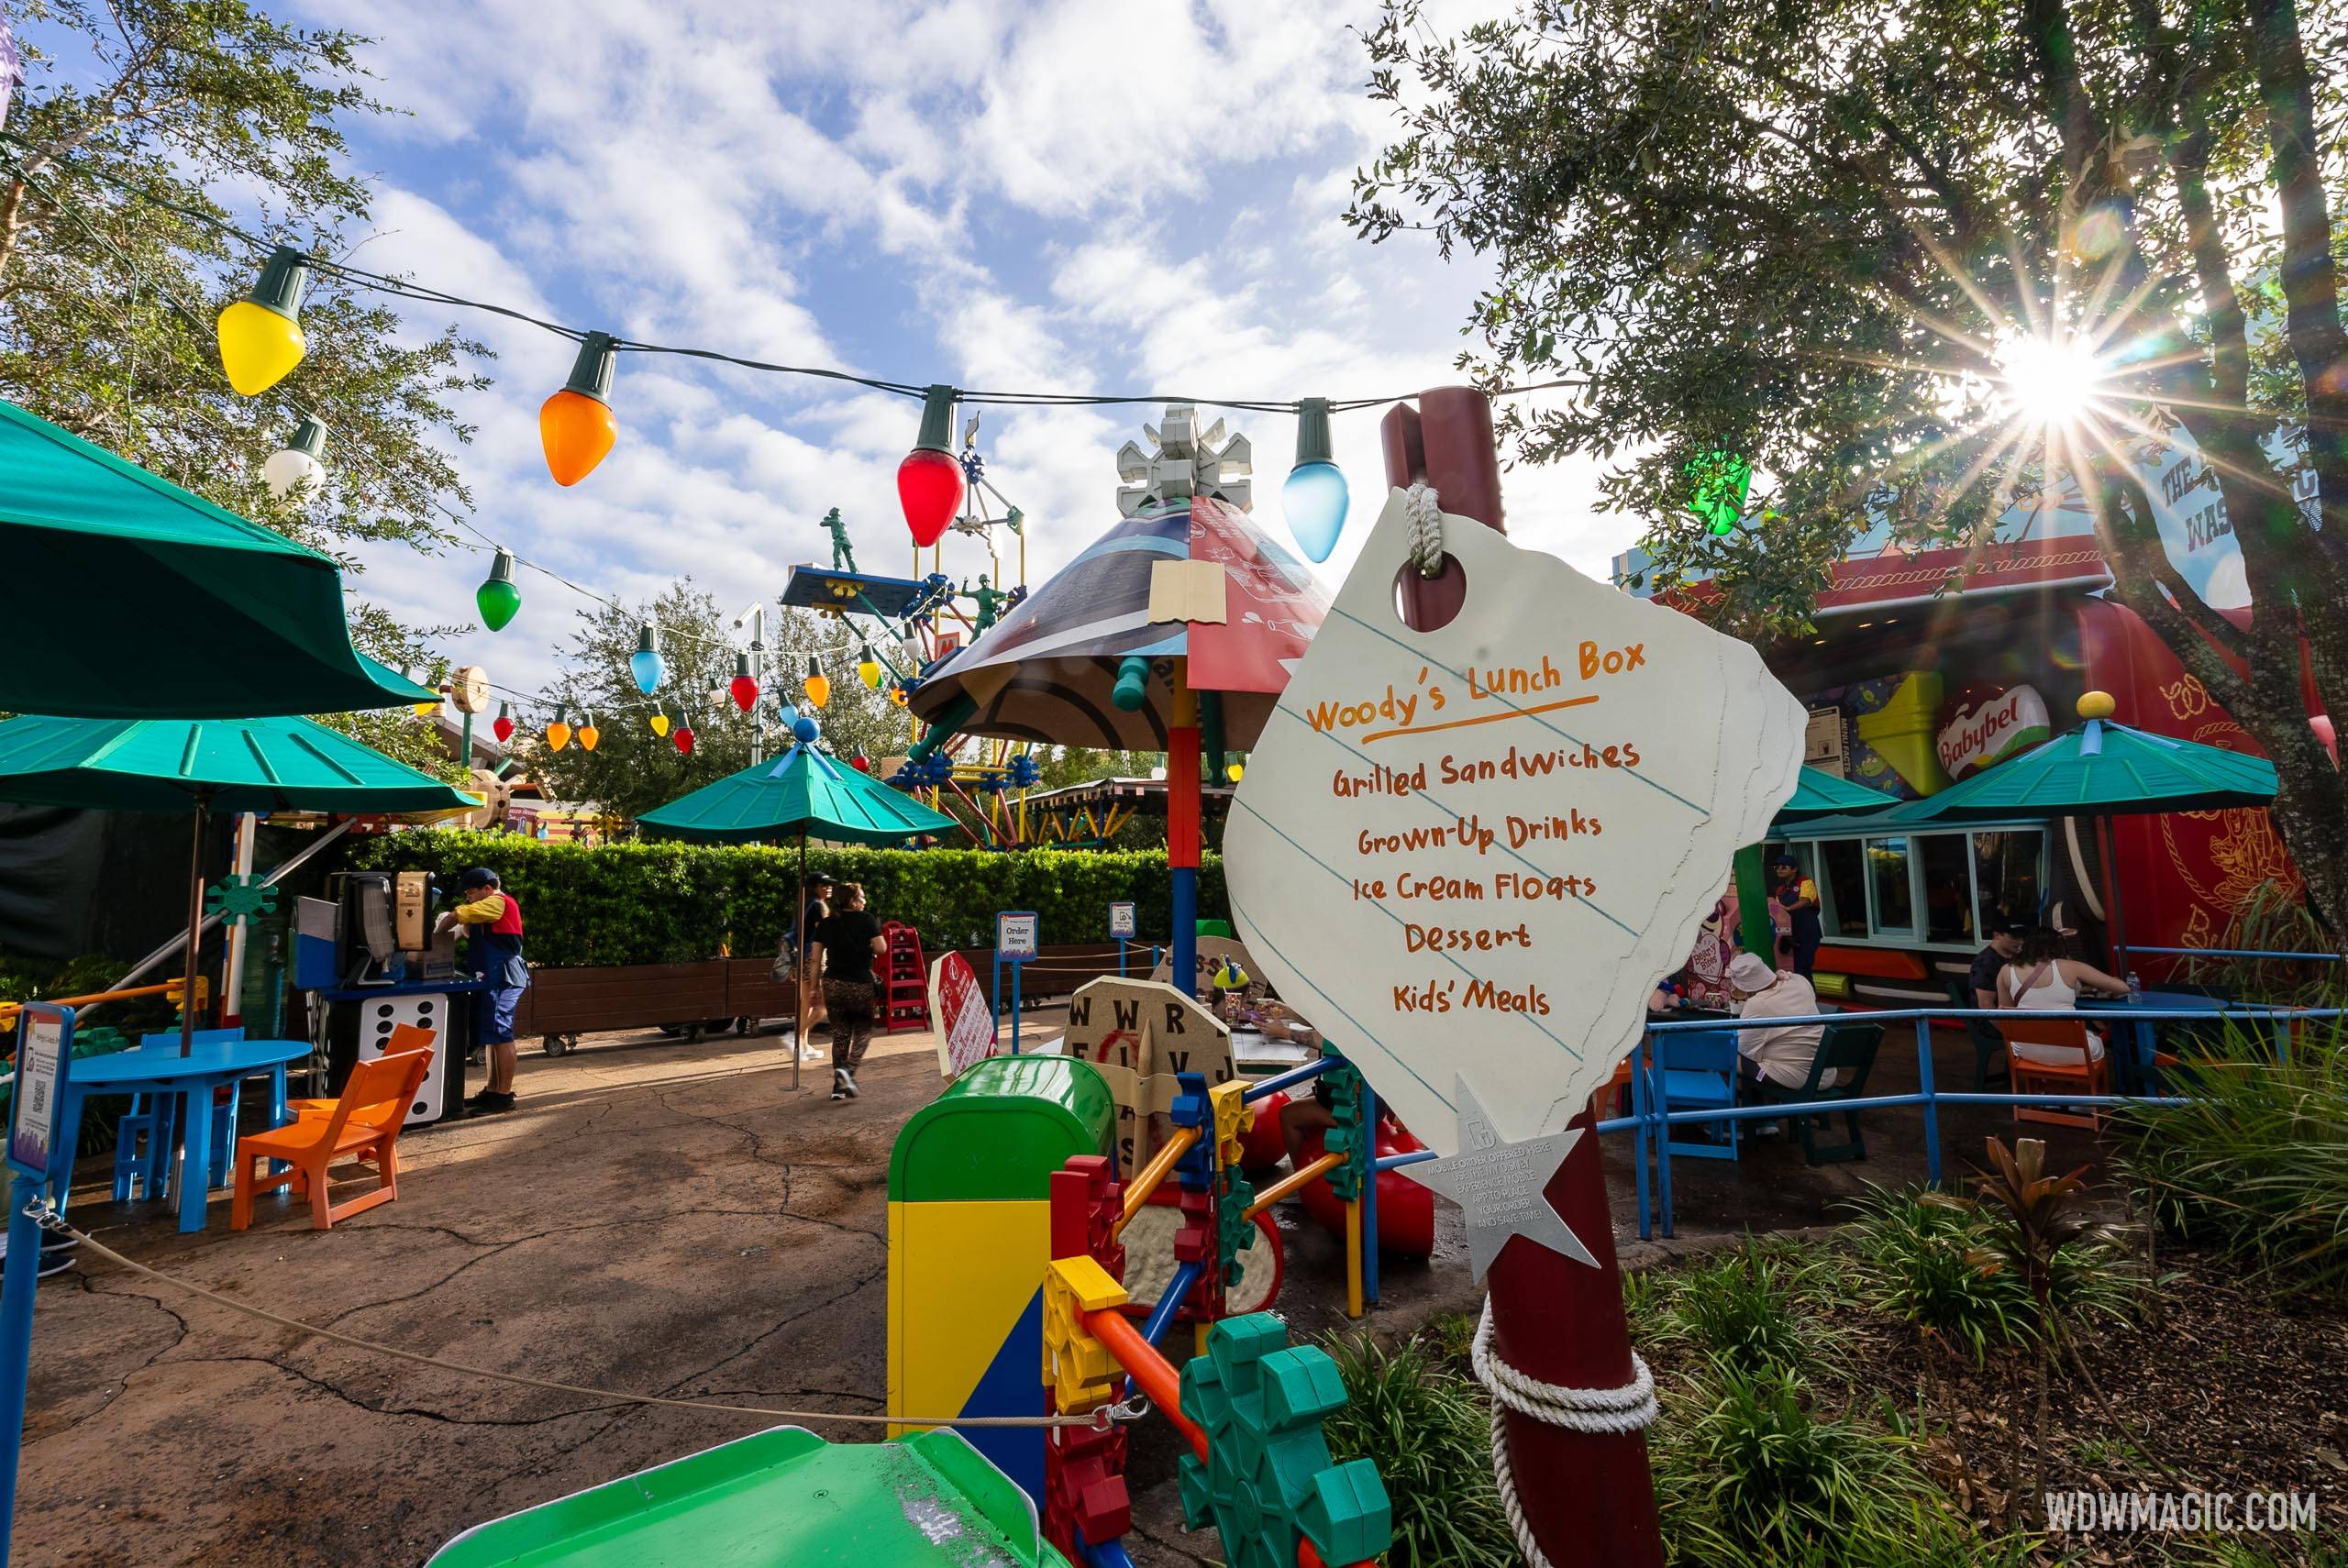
1726 951 1833 1110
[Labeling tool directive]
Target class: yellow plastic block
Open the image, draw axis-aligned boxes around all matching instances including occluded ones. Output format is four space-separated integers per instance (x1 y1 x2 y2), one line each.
1210 1079 1253 1171
1042 1254 1129 1413
888 1199 1051 1437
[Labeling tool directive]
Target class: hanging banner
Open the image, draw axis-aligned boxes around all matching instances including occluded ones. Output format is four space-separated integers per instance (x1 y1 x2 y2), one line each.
1936 683 2051 778
1224 488 1806 1156
928 952 999 1079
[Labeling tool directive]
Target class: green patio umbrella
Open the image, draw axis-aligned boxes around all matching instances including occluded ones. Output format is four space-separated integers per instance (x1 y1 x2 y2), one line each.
1900 690 2278 959
0 399 435 718
1774 766 1899 823
641 738 957 1066
0 713 481 1051
638 736 958 845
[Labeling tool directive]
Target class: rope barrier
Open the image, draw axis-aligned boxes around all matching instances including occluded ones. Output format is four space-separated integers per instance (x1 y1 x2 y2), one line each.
26 1201 1126 1432
1468 1297 1657 1568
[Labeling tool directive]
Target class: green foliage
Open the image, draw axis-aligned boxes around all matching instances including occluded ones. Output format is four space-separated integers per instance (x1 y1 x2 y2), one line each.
0 2 486 681
340 830 1225 967
2114 1018 2348 1292
1347 0 2348 940
524 583 909 823
1319 1333 1513 1568
1645 1239 1844 1377
1652 1358 1987 1567
2184 1530 2348 1567
1841 1184 2143 1362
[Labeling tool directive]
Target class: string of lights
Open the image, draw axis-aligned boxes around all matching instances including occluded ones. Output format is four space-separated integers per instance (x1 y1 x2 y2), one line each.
2 131 1588 416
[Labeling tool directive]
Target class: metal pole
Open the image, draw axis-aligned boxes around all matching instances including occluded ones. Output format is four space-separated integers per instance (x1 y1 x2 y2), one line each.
1359 1078 1380 1306
1915 1013 1942 1187
178 796 210 1055
220 813 257 1027
0 1176 43 1568
1631 1040 1652 1241
1011 960 1023 1055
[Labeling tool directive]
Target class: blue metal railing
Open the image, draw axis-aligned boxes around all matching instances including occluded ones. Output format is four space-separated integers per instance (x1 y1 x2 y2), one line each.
1618 1002 2339 1239
2121 944 2341 963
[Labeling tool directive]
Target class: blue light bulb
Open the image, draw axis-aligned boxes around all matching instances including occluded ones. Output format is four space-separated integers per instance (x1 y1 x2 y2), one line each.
629 646 666 695
1282 460 1349 563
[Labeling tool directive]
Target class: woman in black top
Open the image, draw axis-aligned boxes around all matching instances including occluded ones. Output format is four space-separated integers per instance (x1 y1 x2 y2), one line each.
809 881 886 1099
793 873 834 1048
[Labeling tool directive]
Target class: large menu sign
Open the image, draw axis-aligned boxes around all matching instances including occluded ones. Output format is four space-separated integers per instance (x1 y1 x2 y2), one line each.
1224 490 1806 1155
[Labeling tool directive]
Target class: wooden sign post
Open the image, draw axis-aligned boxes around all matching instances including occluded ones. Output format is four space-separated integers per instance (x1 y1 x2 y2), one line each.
1224 388 1806 1567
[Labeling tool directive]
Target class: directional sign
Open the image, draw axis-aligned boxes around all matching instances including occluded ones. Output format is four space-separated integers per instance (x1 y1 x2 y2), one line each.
1224 487 1804 1168
7 1004 69 1180
996 910 1039 962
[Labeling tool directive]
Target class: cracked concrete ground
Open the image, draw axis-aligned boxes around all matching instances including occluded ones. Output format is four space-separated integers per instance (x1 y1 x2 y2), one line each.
14 1012 2084 1566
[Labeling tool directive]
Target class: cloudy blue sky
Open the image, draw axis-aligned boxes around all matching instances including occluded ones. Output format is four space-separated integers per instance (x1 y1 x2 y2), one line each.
289 0 1621 700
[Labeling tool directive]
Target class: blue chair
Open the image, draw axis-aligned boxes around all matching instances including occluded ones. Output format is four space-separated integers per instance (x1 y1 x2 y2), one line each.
1752 1021 1886 1165
116 1028 248 1201
1655 1026 1742 1161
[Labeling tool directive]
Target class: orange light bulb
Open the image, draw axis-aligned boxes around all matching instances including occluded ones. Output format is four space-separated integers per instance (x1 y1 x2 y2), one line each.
540 332 618 486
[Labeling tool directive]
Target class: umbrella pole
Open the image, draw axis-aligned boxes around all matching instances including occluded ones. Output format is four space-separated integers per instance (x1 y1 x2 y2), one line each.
2097 815 2131 975
795 828 807 1093
180 796 209 1056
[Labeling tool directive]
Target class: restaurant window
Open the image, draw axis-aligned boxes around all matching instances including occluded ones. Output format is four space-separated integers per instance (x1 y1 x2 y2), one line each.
1972 829 2047 931
1819 839 1867 937
1919 834 1973 944
1866 836 1915 937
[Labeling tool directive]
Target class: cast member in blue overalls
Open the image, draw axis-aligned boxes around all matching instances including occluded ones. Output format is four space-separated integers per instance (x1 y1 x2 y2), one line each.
436 867 529 1116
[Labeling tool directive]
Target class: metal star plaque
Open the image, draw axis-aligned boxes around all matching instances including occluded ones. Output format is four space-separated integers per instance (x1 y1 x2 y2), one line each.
1400 1077 1597 1278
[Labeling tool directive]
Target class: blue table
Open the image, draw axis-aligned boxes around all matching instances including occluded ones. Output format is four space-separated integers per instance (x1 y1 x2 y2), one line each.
57 1038 309 1232
2078 992 2230 1094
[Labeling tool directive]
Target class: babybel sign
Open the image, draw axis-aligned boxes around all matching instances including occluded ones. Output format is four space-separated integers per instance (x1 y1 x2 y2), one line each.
1224 489 1806 1159
1935 684 2050 779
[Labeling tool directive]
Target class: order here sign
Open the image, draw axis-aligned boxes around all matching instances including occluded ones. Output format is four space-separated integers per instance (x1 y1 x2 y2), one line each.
1224 488 1805 1156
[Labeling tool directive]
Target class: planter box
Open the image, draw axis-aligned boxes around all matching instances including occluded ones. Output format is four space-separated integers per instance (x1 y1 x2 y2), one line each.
512 960 734 1052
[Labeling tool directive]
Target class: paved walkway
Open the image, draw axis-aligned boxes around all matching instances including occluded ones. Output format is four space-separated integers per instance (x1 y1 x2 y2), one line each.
11 1011 2095 1565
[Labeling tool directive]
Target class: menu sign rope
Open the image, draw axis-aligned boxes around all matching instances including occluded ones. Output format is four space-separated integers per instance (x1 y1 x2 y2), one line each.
1225 488 1805 1184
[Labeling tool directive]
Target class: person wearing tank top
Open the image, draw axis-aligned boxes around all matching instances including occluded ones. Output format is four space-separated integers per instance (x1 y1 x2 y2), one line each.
1998 926 2128 1066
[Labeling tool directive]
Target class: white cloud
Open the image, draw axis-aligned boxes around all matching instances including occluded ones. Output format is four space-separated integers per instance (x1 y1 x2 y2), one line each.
295 0 1633 714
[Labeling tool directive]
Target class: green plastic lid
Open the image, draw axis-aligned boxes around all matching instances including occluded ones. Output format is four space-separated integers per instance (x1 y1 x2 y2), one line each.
427 1425 1072 1567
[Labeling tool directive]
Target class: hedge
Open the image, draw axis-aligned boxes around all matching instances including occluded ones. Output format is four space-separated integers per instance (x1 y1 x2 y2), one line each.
339 831 1227 970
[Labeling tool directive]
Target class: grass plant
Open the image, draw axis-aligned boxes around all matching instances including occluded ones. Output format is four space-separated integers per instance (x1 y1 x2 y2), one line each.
1319 1331 1513 1568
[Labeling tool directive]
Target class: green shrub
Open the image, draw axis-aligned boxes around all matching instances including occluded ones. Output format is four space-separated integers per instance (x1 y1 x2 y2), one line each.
1645 1240 1843 1377
2114 1019 2348 1292
1841 1186 2142 1362
1653 1357 1999 1567
340 831 1225 968
1319 1333 1514 1568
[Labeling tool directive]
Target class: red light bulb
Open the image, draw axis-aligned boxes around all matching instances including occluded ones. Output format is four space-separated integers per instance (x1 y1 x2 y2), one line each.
897 447 962 547
729 673 759 712
673 724 696 756
493 712 515 744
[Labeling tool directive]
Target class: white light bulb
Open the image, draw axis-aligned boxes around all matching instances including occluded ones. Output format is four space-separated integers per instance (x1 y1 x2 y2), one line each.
262 444 324 499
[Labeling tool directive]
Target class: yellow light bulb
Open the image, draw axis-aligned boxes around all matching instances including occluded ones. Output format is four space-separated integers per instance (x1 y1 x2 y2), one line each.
216 299 307 396
857 657 882 690
650 713 670 737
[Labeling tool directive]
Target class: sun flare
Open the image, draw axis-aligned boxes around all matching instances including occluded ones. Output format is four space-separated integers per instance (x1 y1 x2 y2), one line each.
1995 333 2110 428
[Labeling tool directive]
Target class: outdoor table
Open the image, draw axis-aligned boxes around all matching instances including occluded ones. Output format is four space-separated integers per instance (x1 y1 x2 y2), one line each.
2077 991 2230 1095
54 1038 308 1232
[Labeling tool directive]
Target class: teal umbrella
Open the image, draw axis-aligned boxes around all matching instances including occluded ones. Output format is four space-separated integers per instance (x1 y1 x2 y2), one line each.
641 740 958 1032
0 713 481 1050
1899 691 2277 961
0 399 435 718
1774 767 1899 823
1900 693 2277 823
638 739 957 845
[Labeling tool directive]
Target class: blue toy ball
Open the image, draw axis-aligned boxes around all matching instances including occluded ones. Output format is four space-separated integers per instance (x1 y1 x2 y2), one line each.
792 715 821 744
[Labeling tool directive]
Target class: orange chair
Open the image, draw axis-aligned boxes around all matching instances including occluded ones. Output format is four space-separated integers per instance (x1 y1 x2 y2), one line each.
290 1023 437 1121
1999 1016 2109 1131
232 1049 432 1231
